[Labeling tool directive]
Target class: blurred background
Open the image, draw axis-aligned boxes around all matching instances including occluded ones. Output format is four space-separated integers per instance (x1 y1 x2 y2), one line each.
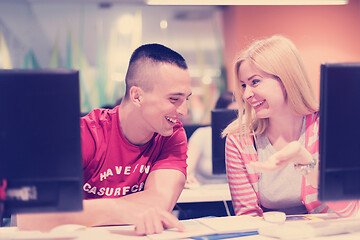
0 0 359 124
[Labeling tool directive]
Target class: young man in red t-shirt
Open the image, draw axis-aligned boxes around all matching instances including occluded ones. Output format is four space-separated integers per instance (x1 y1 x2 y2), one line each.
17 44 192 235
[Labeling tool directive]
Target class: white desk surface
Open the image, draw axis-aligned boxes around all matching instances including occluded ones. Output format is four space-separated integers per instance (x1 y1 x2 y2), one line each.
177 183 232 203
2 214 360 240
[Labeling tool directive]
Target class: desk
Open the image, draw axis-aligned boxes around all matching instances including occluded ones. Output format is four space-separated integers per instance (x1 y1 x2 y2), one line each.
2 215 360 240
177 184 231 203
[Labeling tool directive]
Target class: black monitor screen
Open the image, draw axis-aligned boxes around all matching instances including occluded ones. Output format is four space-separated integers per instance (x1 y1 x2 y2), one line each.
211 109 238 174
318 63 360 201
0 69 83 217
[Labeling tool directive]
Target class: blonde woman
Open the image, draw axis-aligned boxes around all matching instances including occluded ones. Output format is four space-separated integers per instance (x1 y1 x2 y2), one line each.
223 35 359 217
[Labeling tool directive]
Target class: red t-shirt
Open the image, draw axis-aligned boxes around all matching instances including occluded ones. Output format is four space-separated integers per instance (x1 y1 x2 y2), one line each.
80 106 187 199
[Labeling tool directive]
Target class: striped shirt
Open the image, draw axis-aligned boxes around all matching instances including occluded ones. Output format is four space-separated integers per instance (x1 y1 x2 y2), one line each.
257 117 305 213
225 113 359 217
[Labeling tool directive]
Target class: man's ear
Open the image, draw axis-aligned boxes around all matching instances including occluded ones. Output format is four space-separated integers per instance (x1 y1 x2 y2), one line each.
129 86 143 106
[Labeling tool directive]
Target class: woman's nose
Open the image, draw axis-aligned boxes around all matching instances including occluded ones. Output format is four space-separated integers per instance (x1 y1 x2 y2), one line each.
243 86 254 101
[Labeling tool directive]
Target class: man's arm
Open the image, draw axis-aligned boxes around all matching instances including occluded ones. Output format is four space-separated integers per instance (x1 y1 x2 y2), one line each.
123 169 185 211
17 169 185 235
118 169 186 234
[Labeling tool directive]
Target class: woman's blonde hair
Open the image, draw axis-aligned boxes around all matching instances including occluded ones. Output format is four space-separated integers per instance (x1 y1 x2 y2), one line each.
223 35 319 137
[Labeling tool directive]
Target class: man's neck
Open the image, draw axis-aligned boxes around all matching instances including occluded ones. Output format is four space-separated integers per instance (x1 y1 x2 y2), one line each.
118 102 154 146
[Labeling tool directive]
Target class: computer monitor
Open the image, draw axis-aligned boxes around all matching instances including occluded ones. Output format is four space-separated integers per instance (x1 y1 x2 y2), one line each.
0 69 83 222
318 63 360 201
211 109 238 174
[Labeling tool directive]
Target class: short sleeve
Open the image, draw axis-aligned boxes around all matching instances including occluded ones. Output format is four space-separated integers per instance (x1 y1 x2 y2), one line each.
151 123 188 176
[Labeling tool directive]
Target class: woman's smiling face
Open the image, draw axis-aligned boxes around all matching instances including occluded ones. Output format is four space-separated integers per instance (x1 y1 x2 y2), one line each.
239 60 287 119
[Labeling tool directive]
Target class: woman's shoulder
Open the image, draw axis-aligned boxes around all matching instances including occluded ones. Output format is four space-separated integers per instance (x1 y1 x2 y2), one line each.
305 112 319 130
226 133 254 148
306 112 319 122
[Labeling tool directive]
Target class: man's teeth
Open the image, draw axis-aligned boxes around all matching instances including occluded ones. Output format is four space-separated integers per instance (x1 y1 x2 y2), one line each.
253 101 264 107
166 117 177 123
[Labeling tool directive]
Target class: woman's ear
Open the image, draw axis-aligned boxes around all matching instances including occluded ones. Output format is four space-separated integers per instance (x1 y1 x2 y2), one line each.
129 86 143 106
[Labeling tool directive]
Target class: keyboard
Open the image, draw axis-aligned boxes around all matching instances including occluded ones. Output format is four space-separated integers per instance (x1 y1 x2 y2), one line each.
258 216 360 239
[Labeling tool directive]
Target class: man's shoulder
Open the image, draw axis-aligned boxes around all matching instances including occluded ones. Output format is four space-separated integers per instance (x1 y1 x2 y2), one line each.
174 120 184 129
169 121 186 138
81 107 118 124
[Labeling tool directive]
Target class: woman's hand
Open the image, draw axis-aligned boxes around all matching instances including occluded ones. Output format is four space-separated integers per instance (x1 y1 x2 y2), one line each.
248 141 313 172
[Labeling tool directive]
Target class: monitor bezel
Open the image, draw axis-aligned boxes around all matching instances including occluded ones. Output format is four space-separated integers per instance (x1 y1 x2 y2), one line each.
0 69 83 218
211 109 238 175
318 62 360 202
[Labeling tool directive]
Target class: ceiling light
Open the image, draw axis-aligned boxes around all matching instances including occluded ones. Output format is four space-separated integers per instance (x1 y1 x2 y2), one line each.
160 20 168 29
146 0 348 5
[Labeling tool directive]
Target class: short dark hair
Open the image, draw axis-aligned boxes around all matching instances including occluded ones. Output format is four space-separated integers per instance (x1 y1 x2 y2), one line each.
124 43 188 98
129 43 188 69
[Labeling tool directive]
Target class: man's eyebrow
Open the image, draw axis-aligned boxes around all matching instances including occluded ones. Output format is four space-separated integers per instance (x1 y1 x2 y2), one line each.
168 92 193 98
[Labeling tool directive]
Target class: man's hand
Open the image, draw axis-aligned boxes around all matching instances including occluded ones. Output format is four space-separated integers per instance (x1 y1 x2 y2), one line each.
116 169 186 235
130 205 184 235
